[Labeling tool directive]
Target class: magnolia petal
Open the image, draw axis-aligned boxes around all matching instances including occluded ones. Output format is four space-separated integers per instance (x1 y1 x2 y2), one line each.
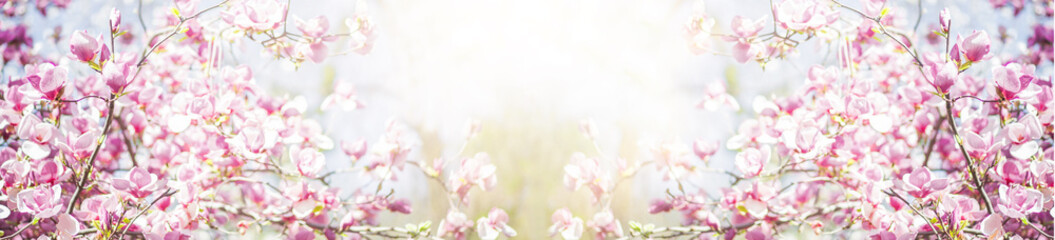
981 213 1004 236
167 114 191 133
869 114 893 133
562 218 584 240
57 213 80 237
21 141 50 160
291 199 317 219
742 198 769 219
1010 141 1038 160
476 218 500 240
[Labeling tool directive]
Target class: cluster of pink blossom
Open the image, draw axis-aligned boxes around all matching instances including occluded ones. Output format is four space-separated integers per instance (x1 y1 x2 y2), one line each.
559 0 1052 239
0 0 513 239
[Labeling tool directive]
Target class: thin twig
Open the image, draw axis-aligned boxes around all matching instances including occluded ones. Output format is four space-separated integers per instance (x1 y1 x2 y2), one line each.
913 0 923 31
66 94 117 214
922 114 945 167
114 189 178 240
0 221 36 240
943 100 995 214
115 116 138 167
884 190 945 240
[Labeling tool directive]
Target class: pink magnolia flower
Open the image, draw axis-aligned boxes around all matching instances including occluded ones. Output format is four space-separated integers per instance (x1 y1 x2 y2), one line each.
735 147 770 178
549 208 584 240
56 213 81 240
981 213 1005 237
730 16 765 39
940 194 987 223
773 0 837 32
370 122 413 172
241 182 268 204
26 63 68 100
296 41 329 63
320 80 364 111
949 40 962 62
448 153 498 204
476 208 516 240
893 167 949 199
72 194 119 222
732 41 759 63
17 114 57 160
586 210 623 240
696 81 740 111
346 3 376 55
781 127 833 160
939 8 950 33
341 139 368 161
69 30 100 62
385 198 411 214
1003 115 1042 159
290 146 325 177
997 159 1028 184
101 58 131 93
997 185 1043 219
924 61 957 95
113 166 162 198
1031 160 1054 188
1 160 29 188
34 160 68 184
684 3 716 55
962 130 1003 161
992 63 1036 100
225 120 280 160
110 8 121 33
437 210 474 240
960 31 991 62
744 224 773 240
296 16 329 38
16 184 63 219
692 139 719 162
563 152 611 203
287 225 315 240
224 0 287 32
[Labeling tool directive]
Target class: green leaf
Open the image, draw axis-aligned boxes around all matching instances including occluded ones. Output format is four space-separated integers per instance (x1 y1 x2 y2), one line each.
628 221 642 233
419 221 432 232
88 61 102 72
959 61 972 71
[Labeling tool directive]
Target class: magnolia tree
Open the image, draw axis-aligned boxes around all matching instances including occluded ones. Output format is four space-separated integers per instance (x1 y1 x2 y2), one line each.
554 0 1053 239
0 0 516 239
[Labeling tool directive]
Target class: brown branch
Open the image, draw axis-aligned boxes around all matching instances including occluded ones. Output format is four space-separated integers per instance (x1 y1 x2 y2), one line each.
114 189 178 240
0 220 36 240
942 100 995 214
114 115 138 167
58 95 110 103
884 190 946 240
66 94 117 214
922 113 945 167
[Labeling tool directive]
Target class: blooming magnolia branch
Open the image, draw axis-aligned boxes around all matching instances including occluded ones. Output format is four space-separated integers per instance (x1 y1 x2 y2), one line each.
0 0 515 239
557 0 1053 239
